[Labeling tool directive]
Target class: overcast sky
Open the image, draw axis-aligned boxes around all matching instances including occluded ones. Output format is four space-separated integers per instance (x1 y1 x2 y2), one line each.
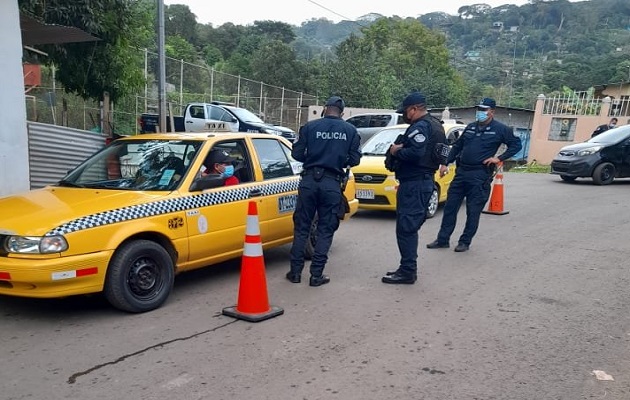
164 0 539 26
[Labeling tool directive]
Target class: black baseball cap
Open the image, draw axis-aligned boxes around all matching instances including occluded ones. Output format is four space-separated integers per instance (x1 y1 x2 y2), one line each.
477 97 497 109
206 149 235 166
325 96 345 112
396 92 427 113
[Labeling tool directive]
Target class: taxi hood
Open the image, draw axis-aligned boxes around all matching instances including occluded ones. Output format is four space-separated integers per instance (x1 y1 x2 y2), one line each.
0 187 169 236
352 155 388 173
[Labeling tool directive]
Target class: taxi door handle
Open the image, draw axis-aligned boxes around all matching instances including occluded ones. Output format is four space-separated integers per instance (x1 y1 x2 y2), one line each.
249 189 263 197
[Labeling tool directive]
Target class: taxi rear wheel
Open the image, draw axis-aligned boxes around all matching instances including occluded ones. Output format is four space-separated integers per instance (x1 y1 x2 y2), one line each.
104 240 175 313
426 186 439 219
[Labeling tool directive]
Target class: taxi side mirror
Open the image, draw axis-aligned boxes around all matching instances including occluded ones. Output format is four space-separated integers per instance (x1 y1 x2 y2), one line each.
190 174 225 191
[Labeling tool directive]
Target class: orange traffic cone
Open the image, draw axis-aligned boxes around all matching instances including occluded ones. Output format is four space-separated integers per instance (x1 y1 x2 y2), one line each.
222 201 284 322
482 162 509 215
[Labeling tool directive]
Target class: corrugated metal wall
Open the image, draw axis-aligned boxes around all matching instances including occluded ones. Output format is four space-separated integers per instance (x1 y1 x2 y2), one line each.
27 122 106 189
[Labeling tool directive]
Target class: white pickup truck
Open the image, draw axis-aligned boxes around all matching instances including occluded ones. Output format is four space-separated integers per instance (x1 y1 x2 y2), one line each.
139 101 296 142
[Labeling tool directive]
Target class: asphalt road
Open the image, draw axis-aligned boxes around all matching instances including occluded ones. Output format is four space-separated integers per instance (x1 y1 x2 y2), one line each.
2 173 630 400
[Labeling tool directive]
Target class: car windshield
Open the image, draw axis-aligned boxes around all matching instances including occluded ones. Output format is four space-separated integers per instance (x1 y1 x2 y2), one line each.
360 127 407 155
227 106 265 124
587 125 630 144
58 139 202 191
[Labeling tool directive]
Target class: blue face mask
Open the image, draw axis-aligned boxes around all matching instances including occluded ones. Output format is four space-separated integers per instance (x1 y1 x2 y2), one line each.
476 110 489 122
221 165 235 178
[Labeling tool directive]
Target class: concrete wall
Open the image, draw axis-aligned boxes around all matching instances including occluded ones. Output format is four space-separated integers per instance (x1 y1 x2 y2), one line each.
528 95 621 164
0 1 29 197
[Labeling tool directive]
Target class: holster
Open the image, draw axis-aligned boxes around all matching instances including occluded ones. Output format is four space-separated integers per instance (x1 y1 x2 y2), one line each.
337 193 351 220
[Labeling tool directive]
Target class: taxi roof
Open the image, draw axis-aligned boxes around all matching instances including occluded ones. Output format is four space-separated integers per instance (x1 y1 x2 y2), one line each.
122 131 278 142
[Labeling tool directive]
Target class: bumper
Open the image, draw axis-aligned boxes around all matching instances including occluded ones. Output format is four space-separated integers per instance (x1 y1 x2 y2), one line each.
355 184 397 211
550 158 595 177
0 250 113 298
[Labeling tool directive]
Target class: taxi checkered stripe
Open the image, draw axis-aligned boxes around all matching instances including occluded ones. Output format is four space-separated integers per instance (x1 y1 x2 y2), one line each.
46 178 301 236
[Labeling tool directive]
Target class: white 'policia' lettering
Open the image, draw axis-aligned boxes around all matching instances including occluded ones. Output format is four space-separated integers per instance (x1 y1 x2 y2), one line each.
316 131 347 140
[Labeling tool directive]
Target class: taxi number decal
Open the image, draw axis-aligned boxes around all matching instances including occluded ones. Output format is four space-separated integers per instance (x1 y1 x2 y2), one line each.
278 194 297 214
168 217 184 230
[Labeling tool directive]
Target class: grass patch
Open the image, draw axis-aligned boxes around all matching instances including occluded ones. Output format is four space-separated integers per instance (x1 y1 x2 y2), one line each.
510 162 551 173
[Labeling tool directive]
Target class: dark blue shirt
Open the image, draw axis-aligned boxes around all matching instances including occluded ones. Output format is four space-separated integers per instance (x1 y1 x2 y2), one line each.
395 117 434 181
447 119 522 166
292 115 362 174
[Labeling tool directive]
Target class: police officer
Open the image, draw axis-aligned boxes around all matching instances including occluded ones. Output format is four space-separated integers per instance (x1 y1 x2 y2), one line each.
382 91 446 285
426 97 522 252
287 96 361 287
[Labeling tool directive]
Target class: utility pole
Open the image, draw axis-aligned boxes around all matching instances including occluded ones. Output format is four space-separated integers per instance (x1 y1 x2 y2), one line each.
157 0 167 133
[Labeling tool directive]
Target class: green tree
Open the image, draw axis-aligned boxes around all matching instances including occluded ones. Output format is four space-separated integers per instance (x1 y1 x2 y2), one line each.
165 4 198 45
19 0 151 102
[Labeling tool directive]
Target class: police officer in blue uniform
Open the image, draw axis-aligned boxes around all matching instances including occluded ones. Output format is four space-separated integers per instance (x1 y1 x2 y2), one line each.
287 96 361 287
382 92 447 285
427 97 522 252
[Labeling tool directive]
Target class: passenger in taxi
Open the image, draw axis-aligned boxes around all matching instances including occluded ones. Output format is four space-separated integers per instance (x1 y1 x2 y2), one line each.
202 148 240 186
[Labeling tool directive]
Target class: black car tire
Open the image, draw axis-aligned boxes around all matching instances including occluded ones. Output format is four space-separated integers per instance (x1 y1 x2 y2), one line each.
426 186 439 219
592 162 615 185
304 214 318 260
560 175 577 182
104 240 175 313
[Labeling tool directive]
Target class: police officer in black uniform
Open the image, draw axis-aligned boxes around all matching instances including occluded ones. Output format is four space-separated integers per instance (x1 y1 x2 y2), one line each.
287 96 361 287
382 92 447 285
427 97 522 252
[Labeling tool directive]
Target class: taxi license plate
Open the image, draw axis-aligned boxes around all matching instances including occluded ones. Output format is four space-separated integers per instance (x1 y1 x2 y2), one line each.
356 189 375 199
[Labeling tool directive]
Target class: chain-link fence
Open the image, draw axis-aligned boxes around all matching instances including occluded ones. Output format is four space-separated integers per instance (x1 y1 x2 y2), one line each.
24 49 319 135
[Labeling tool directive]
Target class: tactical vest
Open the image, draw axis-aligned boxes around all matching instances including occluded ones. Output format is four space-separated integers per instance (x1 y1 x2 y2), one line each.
416 115 447 171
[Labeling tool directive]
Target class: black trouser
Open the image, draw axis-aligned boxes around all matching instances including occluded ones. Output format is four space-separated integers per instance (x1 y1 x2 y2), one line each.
289 173 342 277
396 175 435 276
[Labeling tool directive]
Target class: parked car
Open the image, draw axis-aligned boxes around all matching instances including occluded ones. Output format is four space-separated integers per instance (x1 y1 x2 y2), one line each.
351 124 456 218
345 112 404 144
0 130 358 313
443 121 467 145
139 101 296 142
550 124 630 185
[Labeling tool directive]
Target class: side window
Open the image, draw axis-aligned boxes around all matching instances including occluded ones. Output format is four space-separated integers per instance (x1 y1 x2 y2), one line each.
280 141 302 175
204 139 253 183
396 114 405 124
346 115 370 128
252 138 294 180
189 105 204 119
207 105 224 121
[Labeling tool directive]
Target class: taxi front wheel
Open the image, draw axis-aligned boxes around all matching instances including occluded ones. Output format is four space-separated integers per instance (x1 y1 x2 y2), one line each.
104 240 175 313
304 215 318 260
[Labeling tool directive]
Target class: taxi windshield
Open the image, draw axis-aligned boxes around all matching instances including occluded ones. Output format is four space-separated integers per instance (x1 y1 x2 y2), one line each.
58 139 202 191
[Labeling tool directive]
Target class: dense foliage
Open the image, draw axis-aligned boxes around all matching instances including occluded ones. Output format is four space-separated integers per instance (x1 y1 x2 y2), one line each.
19 0 630 110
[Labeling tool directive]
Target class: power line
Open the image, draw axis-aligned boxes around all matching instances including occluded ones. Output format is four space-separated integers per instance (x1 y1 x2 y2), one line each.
306 0 369 28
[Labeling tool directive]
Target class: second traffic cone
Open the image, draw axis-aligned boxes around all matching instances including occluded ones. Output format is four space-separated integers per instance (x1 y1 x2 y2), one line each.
222 201 284 322
482 163 509 215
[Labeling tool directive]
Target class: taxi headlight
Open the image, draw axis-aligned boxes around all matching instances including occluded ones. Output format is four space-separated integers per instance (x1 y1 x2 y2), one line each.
577 146 602 156
5 235 68 254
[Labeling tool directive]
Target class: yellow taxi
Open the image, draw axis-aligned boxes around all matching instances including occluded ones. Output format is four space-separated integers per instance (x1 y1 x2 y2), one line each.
352 123 464 218
0 130 358 312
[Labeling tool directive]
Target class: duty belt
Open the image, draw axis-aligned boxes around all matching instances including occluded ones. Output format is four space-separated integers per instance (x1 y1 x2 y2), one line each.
301 167 342 181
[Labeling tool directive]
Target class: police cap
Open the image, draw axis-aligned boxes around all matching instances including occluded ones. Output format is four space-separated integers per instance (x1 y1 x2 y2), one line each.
477 97 497 109
325 96 345 112
396 92 427 113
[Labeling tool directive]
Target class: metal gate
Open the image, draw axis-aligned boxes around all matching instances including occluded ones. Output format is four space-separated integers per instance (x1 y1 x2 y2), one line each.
27 122 105 189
